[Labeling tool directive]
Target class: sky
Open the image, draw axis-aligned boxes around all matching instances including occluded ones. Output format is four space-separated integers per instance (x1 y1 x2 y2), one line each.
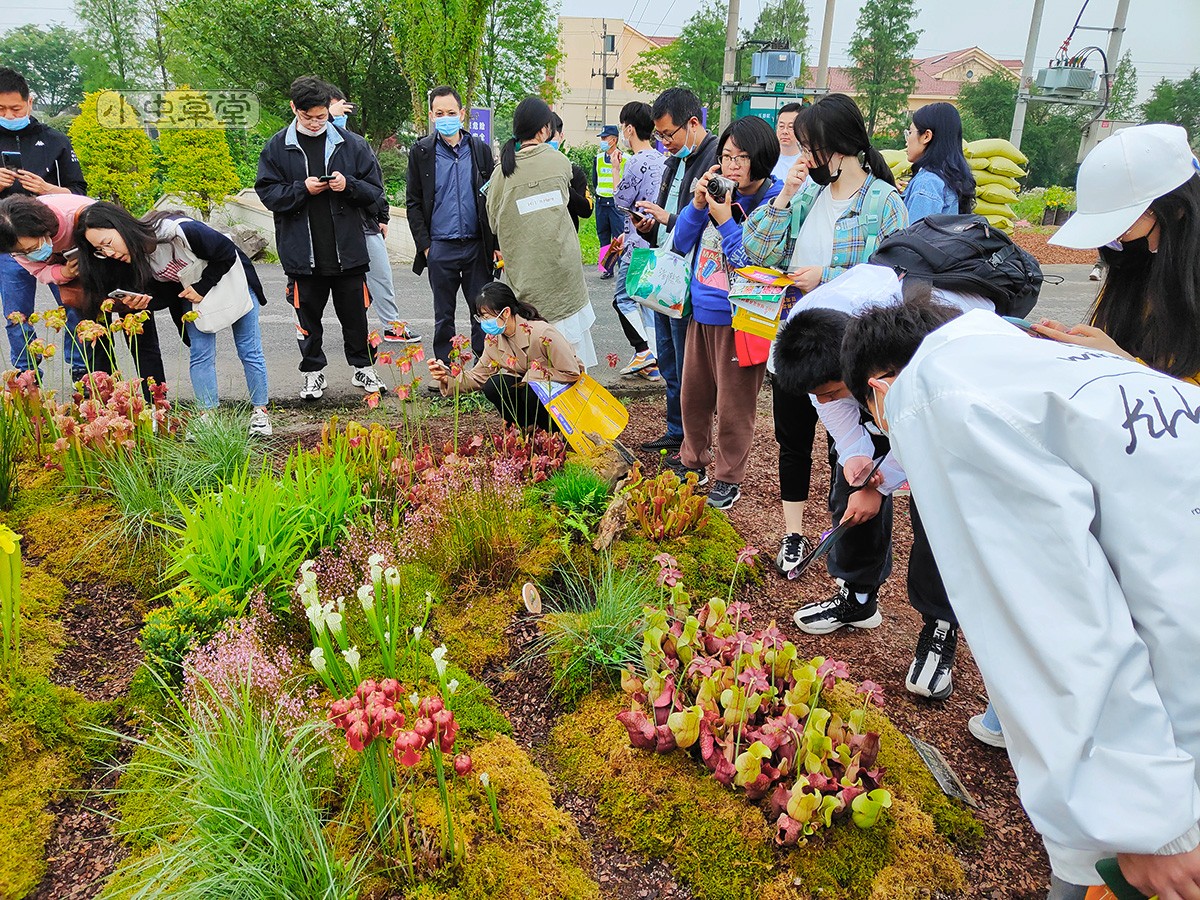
2 0 1197 99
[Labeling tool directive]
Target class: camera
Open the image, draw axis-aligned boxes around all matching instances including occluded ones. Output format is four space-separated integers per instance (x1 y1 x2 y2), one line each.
706 175 736 204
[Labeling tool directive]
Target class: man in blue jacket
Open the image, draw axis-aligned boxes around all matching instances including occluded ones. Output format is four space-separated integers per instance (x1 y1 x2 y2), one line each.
255 76 386 400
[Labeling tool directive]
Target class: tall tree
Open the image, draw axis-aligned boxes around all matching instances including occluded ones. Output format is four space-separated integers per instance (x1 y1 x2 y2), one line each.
158 89 240 219
1141 70 1200 143
628 0 726 127
0 25 87 114
386 0 491 129
958 72 1018 142
74 0 148 88
164 0 409 145
1106 50 1138 121
846 0 921 137
478 0 562 126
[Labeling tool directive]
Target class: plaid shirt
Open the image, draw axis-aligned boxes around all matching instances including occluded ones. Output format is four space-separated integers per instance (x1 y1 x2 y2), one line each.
742 173 908 287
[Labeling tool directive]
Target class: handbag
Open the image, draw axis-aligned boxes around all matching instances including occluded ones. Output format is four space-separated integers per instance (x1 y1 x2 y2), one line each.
173 232 254 334
625 244 692 319
734 329 770 367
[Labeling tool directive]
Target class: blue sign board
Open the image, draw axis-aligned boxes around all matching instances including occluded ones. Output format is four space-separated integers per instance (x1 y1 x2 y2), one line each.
469 107 492 146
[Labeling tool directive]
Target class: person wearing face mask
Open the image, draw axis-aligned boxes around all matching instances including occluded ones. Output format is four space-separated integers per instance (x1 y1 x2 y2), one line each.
632 87 720 454
426 281 581 431
0 193 94 316
0 67 89 379
256 76 388 401
550 113 594 231
743 93 906 586
592 125 626 276
406 85 497 372
486 96 595 369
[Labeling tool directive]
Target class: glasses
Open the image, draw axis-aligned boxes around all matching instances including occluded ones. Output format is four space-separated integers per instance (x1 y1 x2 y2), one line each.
719 153 750 166
91 238 118 259
653 122 685 142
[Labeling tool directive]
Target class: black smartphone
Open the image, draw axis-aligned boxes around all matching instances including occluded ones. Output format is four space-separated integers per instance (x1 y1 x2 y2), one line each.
317 174 335 183
63 247 79 262
620 205 646 223
1 151 20 171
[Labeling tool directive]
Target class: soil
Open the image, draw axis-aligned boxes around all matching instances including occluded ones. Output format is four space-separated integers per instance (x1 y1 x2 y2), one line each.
1012 227 1098 267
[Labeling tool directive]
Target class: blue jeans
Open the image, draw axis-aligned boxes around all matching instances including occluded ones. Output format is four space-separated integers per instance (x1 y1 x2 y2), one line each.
365 230 402 331
981 702 1002 733
0 253 84 372
654 312 690 440
185 298 269 409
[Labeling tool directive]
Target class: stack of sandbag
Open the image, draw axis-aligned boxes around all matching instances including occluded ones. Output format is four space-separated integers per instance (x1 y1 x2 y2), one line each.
963 138 1027 232
880 149 911 187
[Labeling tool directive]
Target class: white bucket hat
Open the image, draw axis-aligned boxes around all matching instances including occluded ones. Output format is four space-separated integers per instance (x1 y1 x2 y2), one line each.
1049 123 1200 249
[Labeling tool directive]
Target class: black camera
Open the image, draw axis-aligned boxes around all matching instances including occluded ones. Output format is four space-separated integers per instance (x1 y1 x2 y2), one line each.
706 174 736 203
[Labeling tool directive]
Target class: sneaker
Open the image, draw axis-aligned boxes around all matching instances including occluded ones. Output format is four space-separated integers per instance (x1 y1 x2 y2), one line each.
665 454 708 486
383 326 422 344
793 585 882 635
619 349 656 376
599 271 614 280
352 366 386 393
248 408 273 437
641 433 683 452
300 370 326 400
1088 264 1103 282
906 618 958 700
637 365 662 381
775 532 814 578
967 714 1007 749
706 480 741 509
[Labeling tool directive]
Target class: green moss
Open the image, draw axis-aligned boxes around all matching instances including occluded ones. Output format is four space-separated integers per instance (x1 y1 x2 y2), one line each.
550 695 968 900
0 749 73 898
112 743 186 851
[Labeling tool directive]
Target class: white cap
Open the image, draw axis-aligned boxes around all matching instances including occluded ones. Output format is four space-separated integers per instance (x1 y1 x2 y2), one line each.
1049 124 1199 249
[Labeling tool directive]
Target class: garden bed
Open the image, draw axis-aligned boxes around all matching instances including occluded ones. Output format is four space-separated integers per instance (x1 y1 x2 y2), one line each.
0 357 1049 900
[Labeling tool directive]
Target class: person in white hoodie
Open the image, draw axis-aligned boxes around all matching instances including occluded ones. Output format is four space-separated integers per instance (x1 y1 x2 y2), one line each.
841 298 1200 900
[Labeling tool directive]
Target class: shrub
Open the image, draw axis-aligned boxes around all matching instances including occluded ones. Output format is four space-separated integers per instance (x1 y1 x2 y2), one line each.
157 89 241 219
139 586 242 685
69 91 158 213
1010 187 1046 224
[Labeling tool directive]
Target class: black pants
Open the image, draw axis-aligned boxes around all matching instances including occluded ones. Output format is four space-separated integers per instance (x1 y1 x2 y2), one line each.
481 374 555 432
908 501 956 624
428 238 489 364
594 197 623 250
291 273 372 373
773 383 823 503
825 433 894 593
84 310 166 401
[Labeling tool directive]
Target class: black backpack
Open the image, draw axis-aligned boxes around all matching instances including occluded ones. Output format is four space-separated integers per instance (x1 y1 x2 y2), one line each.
869 214 1043 318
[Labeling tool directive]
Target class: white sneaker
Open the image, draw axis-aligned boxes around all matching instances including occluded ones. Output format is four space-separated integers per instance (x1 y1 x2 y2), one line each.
352 366 386 393
1088 264 1104 282
248 408 272 437
300 370 326 400
967 714 1006 748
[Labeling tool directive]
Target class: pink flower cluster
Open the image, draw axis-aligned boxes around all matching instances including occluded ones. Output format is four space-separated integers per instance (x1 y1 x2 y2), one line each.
328 684 472 775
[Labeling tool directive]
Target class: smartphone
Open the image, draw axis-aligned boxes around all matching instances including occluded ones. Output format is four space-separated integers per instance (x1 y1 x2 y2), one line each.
1 151 20 171
317 174 335 183
1002 316 1050 339
618 205 646 223
63 247 79 262
107 289 142 301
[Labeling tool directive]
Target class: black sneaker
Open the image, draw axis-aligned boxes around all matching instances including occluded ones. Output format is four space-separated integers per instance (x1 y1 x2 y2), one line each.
793 585 882 635
775 532 814 577
641 433 683 452
706 480 741 509
906 617 958 700
665 454 708 487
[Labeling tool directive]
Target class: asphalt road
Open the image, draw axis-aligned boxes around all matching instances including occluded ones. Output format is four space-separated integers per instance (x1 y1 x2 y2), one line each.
22 263 1098 406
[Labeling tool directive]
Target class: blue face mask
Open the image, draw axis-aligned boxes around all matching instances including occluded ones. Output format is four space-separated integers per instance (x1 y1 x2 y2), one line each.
479 312 507 336
332 115 348 129
673 123 696 159
434 115 461 137
0 116 30 132
548 140 561 151
24 240 53 262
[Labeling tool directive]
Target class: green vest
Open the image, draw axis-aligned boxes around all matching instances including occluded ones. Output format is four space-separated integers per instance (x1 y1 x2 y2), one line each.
595 151 619 197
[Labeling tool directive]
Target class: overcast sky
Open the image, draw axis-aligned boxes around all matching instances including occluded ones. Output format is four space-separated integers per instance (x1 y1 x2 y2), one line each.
3 0 1196 99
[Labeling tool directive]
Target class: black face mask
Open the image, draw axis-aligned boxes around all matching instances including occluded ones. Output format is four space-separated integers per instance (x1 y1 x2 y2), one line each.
807 155 842 187
1103 236 1155 270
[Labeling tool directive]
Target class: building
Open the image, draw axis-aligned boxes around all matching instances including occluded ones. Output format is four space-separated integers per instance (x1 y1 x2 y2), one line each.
554 17 675 142
804 47 1022 111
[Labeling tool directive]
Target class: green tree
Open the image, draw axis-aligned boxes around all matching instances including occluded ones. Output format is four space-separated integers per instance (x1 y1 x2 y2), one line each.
1106 50 1138 121
628 0 726 127
478 0 562 129
847 0 921 137
1141 70 1200 143
163 0 409 145
69 91 158 212
958 72 1018 141
157 89 240 218
386 0 491 129
0 25 87 113
74 0 148 87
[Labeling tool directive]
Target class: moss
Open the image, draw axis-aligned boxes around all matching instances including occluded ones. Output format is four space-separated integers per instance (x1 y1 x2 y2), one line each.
550 695 968 900
112 743 186 851
16 567 67 677
0 749 73 898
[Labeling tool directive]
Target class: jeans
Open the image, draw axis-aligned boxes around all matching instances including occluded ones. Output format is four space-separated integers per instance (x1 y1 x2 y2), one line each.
0 253 84 373
185 298 269 409
982 702 1002 732
654 312 690 440
365 230 402 331
612 251 656 353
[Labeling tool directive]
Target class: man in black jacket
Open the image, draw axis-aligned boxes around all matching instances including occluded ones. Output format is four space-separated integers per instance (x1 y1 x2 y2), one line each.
0 67 88 377
405 85 496 367
256 76 387 401
632 87 720 452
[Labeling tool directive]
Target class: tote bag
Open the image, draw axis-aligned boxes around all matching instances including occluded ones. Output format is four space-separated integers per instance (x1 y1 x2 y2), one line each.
173 232 254 334
625 245 692 319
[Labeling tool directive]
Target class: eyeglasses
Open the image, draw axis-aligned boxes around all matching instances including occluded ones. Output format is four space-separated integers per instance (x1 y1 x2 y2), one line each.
652 122 685 142
91 238 118 259
719 153 750 166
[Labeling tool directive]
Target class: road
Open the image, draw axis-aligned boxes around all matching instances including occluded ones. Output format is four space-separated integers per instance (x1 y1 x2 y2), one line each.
22 263 1097 406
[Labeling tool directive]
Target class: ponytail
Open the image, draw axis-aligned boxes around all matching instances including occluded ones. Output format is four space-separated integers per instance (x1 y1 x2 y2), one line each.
500 138 519 177
864 147 896 187
501 96 554 179
477 280 545 321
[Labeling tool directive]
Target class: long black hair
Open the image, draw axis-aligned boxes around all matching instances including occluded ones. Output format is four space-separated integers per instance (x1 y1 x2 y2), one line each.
1093 174 1200 379
73 202 184 309
476 281 544 321
795 93 895 187
500 96 554 177
911 102 975 213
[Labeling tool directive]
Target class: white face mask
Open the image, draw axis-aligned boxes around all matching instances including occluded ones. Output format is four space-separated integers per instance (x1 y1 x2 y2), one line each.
871 385 889 436
296 120 327 137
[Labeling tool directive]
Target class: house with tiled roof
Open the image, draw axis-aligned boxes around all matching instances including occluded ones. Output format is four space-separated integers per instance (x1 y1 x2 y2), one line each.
805 47 1022 110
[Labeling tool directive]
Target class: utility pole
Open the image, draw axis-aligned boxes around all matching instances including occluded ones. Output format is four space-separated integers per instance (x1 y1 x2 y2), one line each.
815 0 837 93
1104 0 1131 88
592 20 619 127
1009 0 1047 151
719 0 741 126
